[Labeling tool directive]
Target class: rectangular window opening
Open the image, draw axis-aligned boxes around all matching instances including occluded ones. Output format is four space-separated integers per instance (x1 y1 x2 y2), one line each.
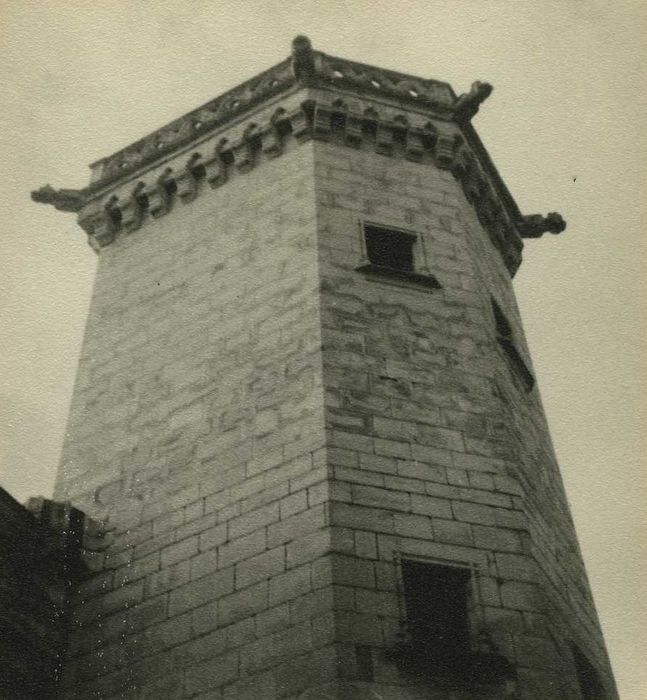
401 559 472 674
364 224 415 272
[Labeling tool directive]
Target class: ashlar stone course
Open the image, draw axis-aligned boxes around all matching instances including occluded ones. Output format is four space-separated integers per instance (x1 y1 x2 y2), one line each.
31 35 616 700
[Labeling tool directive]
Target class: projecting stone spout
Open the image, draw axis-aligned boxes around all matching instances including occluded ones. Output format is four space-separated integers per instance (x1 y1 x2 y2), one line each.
31 184 86 213
454 80 493 120
519 212 567 238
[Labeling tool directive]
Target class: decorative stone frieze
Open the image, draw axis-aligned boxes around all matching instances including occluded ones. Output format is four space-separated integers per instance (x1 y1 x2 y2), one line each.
32 36 565 276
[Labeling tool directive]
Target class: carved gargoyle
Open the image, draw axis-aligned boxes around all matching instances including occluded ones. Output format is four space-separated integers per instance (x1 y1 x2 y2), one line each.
454 81 493 120
31 184 86 213
518 212 567 238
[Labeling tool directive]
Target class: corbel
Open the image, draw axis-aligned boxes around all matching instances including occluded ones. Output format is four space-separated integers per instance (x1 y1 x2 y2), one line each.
434 133 457 169
464 174 484 204
312 104 333 141
404 130 425 162
175 166 197 203
144 180 169 219
260 125 282 159
232 137 253 173
262 108 291 159
477 189 499 226
118 193 143 233
288 103 312 142
450 145 470 179
461 161 487 204
233 125 262 173
344 111 363 148
203 155 227 188
375 123 394 155
78 203 116 250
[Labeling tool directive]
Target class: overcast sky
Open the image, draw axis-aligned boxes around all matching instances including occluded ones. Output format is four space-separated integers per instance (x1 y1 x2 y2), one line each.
1 2 645 697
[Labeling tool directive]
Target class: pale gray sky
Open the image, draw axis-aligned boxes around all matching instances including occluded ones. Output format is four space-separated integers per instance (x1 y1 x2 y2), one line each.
1 2 645 697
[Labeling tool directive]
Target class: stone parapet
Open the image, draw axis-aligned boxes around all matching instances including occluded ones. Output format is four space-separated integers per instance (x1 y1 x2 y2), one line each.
31 36 564 276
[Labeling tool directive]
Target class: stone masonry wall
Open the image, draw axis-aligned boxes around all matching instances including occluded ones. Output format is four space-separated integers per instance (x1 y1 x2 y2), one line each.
314 139 617 699
50 87 616 699
54 141 338 700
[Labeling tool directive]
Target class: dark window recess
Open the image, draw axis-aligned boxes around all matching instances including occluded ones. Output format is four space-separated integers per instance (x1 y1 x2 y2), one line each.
356 224 441 289
491 299 535 391
364 224 415 271
401 560 472 675
571 644 605 700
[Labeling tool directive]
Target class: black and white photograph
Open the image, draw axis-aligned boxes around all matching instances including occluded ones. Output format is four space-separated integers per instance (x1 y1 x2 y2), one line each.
1 2 645 698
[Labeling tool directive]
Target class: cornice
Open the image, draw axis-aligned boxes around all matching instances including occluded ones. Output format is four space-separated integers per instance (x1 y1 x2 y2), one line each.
31 36 565 275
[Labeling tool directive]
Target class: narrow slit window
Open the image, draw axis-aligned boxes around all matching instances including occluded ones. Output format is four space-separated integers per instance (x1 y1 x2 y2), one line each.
401 560 472 673
364 224 415 272
491 298 535 391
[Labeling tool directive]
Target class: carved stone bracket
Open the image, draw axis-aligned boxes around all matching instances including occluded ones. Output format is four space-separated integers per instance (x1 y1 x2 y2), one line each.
77 202 116 250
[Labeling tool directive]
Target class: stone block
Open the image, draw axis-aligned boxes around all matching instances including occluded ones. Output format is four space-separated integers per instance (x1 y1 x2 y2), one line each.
286 528 330 568
198 523 228 552
255 603 290 637
160 535 199 567
235 546 286 589
375 437 411 459
331 554 375 589
183 651 239 696
269 563 313 606
266 504 326 548
432 518 473 546
191 601 219 637
473 524 522 553
217 527 267 569
219 580 269 626
500 581 544 612
228 502 280 540
410 494 452 519
279 490 308 519
393 513 433 539
168 567 234 617
350 484 409 511
329 502 394 534
452 500 497 526
496 552 538 582
190 548 219 581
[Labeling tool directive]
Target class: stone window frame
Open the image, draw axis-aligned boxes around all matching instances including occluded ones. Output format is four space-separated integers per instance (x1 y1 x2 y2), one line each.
354 220 441 290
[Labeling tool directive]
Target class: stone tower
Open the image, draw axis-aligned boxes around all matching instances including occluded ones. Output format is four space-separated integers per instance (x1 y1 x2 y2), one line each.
32 37 616 700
